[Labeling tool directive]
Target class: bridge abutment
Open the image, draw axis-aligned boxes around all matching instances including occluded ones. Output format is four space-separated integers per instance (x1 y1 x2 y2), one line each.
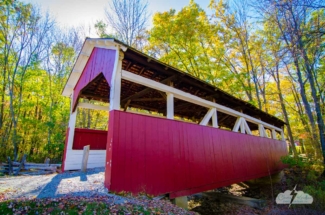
173 196 188 210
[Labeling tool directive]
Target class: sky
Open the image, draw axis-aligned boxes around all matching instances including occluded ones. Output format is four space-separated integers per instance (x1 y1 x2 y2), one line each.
21 0 212 36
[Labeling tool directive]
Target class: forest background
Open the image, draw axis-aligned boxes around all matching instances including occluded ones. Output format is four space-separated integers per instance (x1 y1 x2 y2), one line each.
0 0 324 163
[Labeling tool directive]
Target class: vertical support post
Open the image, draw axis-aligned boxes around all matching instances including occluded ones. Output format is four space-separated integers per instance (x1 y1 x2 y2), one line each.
211 99 218 128
272 129 277 140
67 93 78 150
110 49 123 111
15 154 27 175
281 126 285 141
259 124 266 137
166 92 174 119
81 145 90 172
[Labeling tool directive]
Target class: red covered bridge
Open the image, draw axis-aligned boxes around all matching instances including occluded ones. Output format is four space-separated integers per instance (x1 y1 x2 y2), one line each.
62 38 287 199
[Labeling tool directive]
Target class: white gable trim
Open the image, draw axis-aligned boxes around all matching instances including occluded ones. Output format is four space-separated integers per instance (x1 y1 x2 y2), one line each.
62 39 127 97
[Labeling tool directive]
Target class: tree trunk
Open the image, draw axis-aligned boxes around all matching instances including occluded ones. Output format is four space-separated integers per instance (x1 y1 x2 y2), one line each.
274 66 297 156
300 47 325 162
292 56 320 151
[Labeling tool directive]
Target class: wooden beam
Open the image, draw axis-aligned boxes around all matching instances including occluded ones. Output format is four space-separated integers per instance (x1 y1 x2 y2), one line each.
128 103 159 112
80 93 108 101
240 117 246 133
271 129 277 140
124 51 175 76
200 108 215 126
202 193 266 209
124 99 131 111
78 102 109 111
258 124 267 138
159 91 167 99
218 115 230 124
67 108 77 150
242 118 252 135
233 117 242 132
124 67 146 96
281 126 285 141
81 51 90 57
167 93 174 119
211 109 218 128
121 74 177 105
110 50 123 110
121 70 283 132
132 98 165 102
174 102 193 111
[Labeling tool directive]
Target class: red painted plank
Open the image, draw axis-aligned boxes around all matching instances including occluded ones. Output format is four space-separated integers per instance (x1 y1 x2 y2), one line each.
203 127 216 186
72 48 116 110
72 128 107 150
197 125 209 186
129 113 140 193
136 114 147 193
106 111 288 198
211 128 227 182
171 119 183 191
158 118 173 192
123 110 134 192
221 130 236 181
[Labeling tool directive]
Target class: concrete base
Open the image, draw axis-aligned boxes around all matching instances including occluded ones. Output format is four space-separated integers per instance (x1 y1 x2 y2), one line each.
173 196 188 210
245 171 284 186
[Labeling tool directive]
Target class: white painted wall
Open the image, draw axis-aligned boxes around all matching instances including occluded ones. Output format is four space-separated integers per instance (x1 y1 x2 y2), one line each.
64 149 106 170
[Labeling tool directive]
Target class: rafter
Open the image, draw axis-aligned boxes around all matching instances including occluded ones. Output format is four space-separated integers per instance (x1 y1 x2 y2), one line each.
120 75 177 106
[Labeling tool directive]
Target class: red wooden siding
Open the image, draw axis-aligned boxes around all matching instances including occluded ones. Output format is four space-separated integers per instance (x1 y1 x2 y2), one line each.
73 48 116 110
105 111 287 198
72 128 107 150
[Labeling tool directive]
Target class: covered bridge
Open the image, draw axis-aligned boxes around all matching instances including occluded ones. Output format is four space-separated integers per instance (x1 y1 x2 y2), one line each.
62 38 287 199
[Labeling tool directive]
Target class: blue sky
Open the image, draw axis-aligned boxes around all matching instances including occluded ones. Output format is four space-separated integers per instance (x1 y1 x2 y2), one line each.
21 0 212 32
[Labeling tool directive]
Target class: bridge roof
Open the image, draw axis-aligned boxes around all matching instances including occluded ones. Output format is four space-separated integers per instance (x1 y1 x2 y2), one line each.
63 38 285 130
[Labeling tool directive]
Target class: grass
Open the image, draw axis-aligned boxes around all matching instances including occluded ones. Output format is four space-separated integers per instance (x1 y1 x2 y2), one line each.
0 197 163 215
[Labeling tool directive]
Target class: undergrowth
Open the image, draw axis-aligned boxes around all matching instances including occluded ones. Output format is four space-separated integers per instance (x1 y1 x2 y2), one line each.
281 155 325 211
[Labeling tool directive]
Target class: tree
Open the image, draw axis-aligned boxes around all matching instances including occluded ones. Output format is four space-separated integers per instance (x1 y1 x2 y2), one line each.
0 1 55 160
147 1 228 87
209 0 266 108
255 0 325 161
104 0 150 48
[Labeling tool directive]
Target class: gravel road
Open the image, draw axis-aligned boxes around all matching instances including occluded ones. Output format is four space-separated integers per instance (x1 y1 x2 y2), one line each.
0 168 197 214
0 168 123 201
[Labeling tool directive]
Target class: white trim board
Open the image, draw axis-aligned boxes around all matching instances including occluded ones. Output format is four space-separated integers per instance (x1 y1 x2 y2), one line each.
62 39 127 97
